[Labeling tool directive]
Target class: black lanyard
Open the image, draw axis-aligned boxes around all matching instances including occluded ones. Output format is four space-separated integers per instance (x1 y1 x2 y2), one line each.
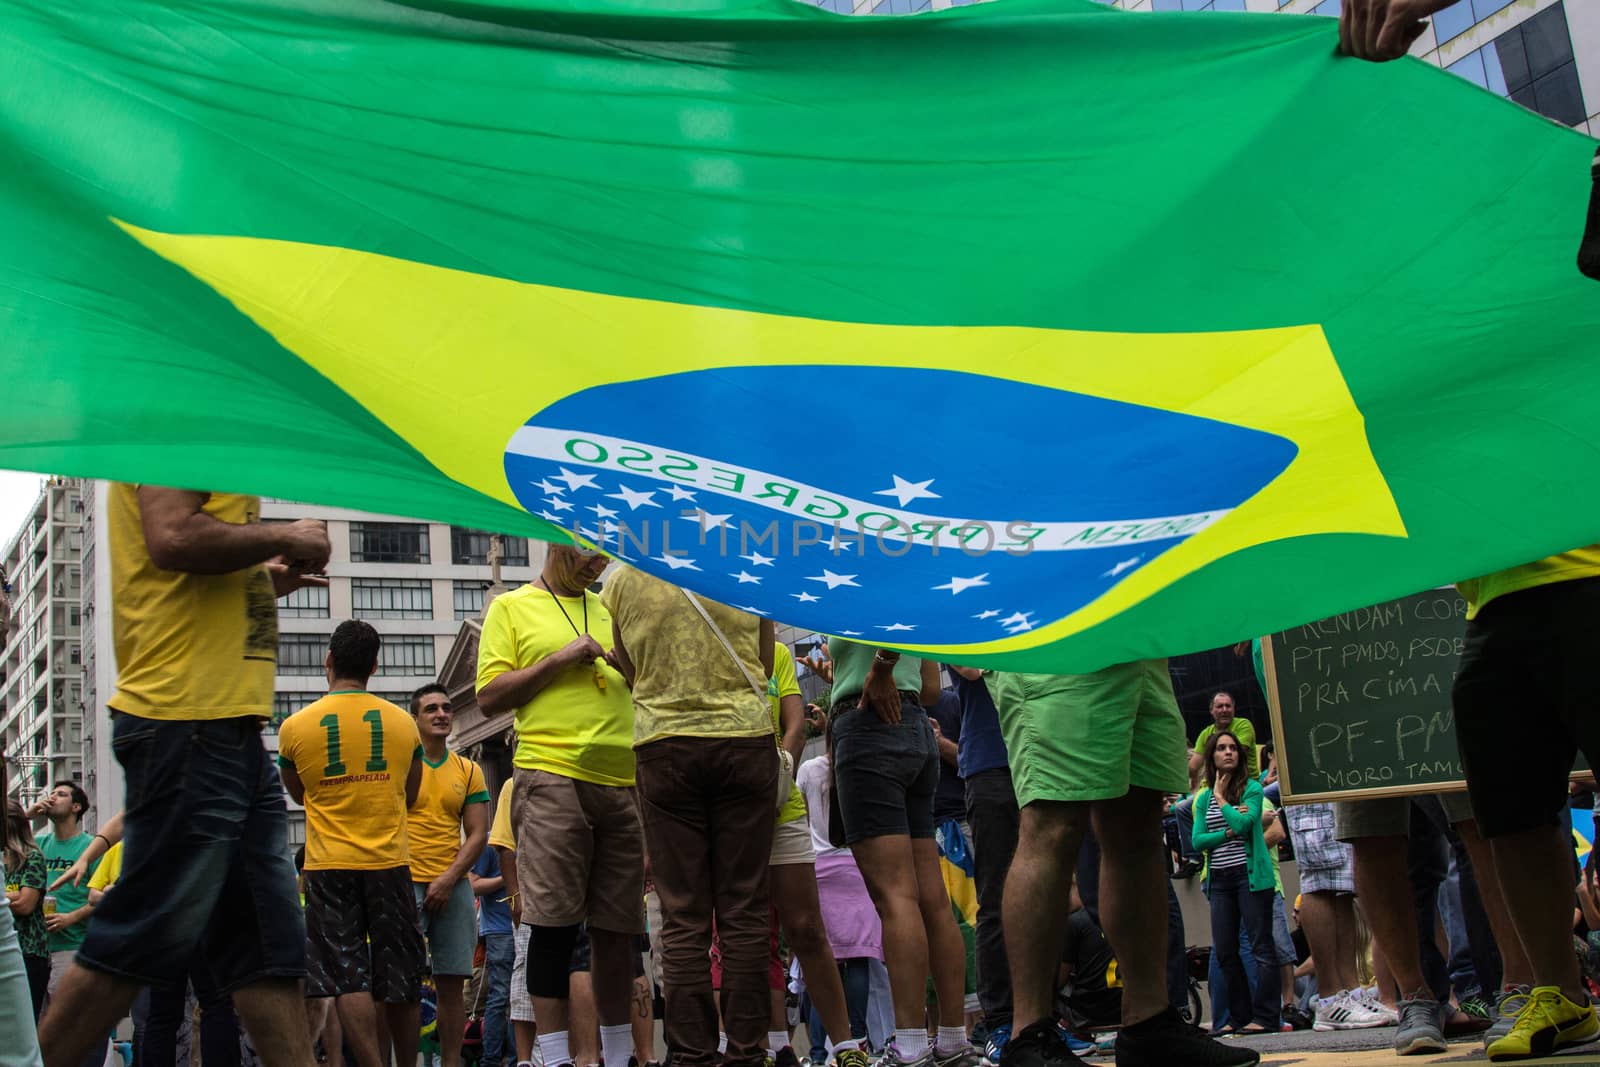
540 577 587 637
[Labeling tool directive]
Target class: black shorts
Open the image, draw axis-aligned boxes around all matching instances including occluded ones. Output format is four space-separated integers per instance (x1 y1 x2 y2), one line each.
1455 576 1600 838
304 866 426 1002
830 697 939 844
566 924 647 977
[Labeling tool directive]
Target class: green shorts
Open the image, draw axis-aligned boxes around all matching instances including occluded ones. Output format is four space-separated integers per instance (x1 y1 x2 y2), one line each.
990 659 1189 807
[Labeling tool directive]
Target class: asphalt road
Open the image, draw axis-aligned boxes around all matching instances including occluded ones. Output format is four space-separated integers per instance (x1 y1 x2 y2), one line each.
1076 1028 1600 1064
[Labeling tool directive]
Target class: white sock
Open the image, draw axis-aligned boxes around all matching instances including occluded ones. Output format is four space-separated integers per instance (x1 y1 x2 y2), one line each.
600 1024 633 1067
769 1031 791 1054
895 1029 929 1060
832 1039 862 1053
538 1032 572 1067
935 1027 966 1055
718 1034 728 1054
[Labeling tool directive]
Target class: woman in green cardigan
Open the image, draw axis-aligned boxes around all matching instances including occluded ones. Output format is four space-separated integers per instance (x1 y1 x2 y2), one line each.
1192 730 1281 1034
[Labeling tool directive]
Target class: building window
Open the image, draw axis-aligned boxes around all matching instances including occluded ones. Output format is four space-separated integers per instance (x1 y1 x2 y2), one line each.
69 645 80 666
279 584 331 619
378 637 435 674
349 522 430 564
269 692 306 733
1495 2 1585 127
450 528 530 567
68 606 80 627
376 691 418 710
454 581 487 620
352 579 434 620
278 635 328 675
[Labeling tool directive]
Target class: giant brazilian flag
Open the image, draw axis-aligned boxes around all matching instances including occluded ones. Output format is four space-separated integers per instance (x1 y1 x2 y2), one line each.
2 0 1597 671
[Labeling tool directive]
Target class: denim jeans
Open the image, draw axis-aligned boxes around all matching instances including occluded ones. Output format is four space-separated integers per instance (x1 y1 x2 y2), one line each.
963 769 1018 1031
1174 797 1199 862
0 904 42 1067
78 713 305 993
1206 866 1279 1031
803 958 870 1060
482 933 515 1067
142 978 241 1067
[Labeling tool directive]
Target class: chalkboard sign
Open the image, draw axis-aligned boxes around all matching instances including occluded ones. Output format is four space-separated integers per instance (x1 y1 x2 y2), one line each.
1262 588 1588 803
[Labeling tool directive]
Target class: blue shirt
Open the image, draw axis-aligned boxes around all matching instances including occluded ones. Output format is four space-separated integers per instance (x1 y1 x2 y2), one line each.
929 688 966 822
472 849 512 936
946 667 1009 777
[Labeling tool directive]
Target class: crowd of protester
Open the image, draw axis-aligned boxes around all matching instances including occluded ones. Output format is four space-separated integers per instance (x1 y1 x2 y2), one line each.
1 480 1597 1067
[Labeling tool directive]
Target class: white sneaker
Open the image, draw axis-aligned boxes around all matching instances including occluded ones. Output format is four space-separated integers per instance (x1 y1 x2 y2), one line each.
1353 986 1400 1026
1314 990 1392 1031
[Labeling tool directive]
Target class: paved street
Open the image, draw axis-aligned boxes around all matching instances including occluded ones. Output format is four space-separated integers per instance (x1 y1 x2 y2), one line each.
1076 1029 1600 1065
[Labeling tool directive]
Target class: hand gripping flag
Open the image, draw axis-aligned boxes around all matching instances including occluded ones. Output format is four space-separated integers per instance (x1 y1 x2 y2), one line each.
2 0 1597 671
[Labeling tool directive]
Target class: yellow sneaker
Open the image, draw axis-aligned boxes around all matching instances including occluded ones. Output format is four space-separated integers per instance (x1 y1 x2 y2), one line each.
1486 986 1600 1062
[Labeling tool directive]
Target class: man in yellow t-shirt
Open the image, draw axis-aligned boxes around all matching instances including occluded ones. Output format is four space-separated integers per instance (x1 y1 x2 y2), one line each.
601 564 776 1067
476 544 641 1067
1452 545 1600 1058
765 644 863 1067
39 484 330 1067
279 621 426 1067
406 684 490 1067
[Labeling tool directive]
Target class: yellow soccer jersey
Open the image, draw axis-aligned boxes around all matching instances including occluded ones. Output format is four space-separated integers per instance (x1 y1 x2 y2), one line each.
407 751 490 881
488 778 515 852
279 691 422 871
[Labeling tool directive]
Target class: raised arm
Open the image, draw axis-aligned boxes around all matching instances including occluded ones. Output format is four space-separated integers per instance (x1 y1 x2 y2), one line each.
137 487 328 575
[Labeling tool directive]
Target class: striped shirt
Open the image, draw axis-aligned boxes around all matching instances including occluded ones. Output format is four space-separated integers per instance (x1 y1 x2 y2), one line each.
1204 793 1248 870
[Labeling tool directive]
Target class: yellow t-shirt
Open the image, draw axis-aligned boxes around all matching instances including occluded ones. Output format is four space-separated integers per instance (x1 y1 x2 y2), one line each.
87 842 123 891
1457 545 1600 619
406 750 490 882
476 584 635 786
108 483 277 720
769 644 807 826
601 566 770 747
278 692 423 871
488 778 515 851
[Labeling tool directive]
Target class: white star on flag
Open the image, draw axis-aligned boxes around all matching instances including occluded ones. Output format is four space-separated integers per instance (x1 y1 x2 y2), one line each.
738 605 770 616
874 474 941 508
553 467 599 492
839 630 862 636
973 609 1001 620
545 496 573 513
537 510 563 523
791 591 821 603
1102 555 1143 578
653 553 700 571
1001 611 1035 633
933 573 989 595
536 478 564 495
741 550 775 567
667 485 698 502
682 508 732 532
878 622 917 632
607 484 661 511
730 571 763 585
806 569 860 590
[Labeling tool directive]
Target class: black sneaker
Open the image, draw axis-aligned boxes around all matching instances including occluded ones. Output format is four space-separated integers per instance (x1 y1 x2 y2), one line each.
776 1048 802 1067
1115 1007 1261 1067
1281 1004 1314 1031
998 1020 1081 1067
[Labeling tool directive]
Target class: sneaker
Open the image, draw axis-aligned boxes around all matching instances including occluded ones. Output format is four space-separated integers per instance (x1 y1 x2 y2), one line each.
1353 986 1400 1025
997 1021 1080 1067
1485 985 1533 1045
1173 859 1204 880
933 1046 983 1067
879 1048 936 1067
1281 1005 1313 1032
1460 994 1493 1023
1485 986 1600 1062
1313 991 1389 1032
983 1025 1011 1066
777 1049 803 1067
1394 996 1447 1056
1113 1007 1260 1067
833 1049 871 1067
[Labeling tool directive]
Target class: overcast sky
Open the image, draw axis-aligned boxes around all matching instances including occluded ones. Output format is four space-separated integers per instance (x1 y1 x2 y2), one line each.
0 470 48 553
